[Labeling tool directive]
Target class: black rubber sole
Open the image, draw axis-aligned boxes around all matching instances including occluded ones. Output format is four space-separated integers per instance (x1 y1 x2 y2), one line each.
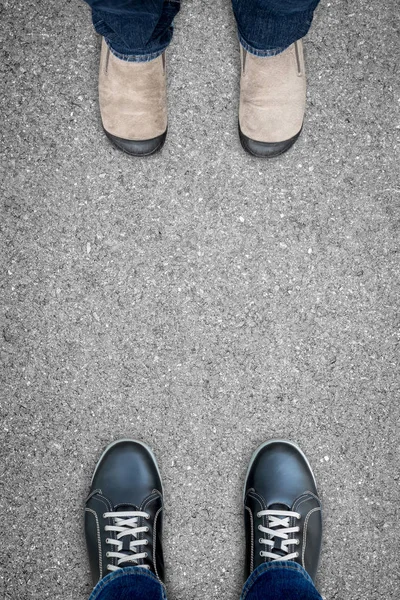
239 123 302 158
104 128 167 157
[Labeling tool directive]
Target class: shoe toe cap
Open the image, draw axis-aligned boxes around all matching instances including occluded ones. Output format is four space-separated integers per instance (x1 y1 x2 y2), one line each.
239 126 301 158
104 129 167 156
245 440 319 505
91 439 163 503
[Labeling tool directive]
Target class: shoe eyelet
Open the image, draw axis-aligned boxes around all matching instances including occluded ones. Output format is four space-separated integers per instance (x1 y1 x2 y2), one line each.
258 525 262 531
103 513 107 518
106 552 110 558
105 538 110 544
145 526 149 532
144 540 149 545
256 512 260 518
296 540 300 545
144 552 148 558
259 538 263 544
145 514 150 520
295 552 299 558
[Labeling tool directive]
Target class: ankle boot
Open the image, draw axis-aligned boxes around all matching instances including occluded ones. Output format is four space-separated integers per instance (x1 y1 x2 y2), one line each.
239 41 306 158
99 40 168 156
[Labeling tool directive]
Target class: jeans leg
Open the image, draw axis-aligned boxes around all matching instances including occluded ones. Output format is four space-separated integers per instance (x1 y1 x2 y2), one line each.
241 562 324 600
88 567 167 600
82 0 181 61
231 0 321 56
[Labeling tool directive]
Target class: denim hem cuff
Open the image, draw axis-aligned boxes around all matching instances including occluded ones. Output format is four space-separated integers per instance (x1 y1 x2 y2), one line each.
241 560 316 600
238 34 288 57
105 39 167 63
89 567 166 600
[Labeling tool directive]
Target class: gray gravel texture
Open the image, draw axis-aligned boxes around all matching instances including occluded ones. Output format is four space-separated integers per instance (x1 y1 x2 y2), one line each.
1 0 399 599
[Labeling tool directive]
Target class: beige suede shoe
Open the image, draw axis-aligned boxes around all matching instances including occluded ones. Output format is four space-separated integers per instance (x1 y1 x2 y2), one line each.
239 40 306 158
99 39 167 156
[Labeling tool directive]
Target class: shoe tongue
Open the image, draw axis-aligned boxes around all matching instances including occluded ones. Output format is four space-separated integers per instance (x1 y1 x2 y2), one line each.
115 503 139 512
268 502 290 511
267 503 291 559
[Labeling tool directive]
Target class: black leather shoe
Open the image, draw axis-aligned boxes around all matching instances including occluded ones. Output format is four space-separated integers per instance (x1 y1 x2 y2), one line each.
244 440 322 581
85 439 165 585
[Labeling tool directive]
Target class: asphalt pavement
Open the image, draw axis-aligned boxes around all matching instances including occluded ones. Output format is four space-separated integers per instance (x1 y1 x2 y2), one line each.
1 1 399 599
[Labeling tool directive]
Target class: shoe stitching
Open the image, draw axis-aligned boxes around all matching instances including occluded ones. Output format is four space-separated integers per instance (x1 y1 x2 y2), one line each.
90 494 114 570
153 506 163 581
90 495 113 519
291 493 321 569
141 491 161 522
247 490 267 511
291 495 309 562
302 507 321 568
88 490 162 576
86 488 102 503
292 492 320 514
96 492 113 510
249 490 320 567
247 491 267 565
85 508 102 581
141 491 163 571
247 490 268 533
244 506 254 573
141 490 161 509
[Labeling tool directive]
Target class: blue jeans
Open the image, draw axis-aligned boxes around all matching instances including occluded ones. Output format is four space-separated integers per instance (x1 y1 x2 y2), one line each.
88 562 323 600
83 0 320 61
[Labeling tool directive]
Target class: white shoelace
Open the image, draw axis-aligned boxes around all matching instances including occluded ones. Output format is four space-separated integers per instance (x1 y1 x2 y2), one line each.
257 509 301 561
103 511 151 572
